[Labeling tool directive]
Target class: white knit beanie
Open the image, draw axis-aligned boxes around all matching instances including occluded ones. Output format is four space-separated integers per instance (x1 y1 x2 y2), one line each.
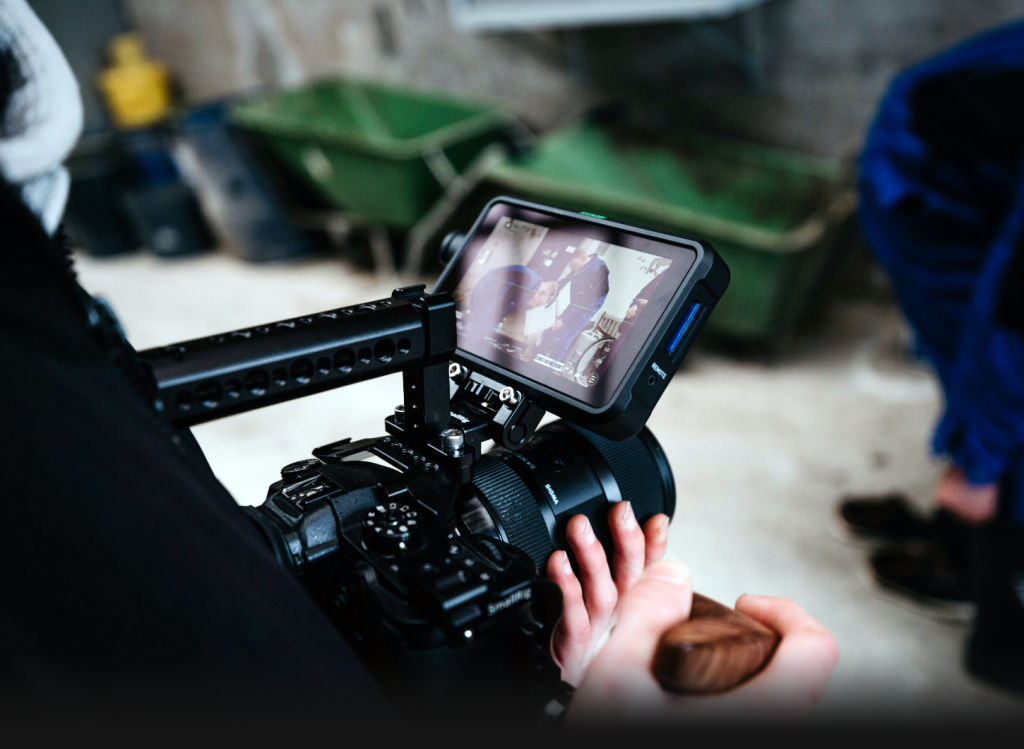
0 0 83 234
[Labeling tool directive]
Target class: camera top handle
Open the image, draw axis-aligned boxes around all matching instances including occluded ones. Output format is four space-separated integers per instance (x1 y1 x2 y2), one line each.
139 285 546 469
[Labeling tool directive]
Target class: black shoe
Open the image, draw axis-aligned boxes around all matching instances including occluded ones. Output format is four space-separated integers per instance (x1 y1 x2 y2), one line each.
870 541 973 604
839 495 970 547
839 494 931 540
966 520 1024 694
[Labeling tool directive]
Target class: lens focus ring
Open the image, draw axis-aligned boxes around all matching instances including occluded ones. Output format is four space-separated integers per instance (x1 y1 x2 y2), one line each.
560 423 675 524
471 456 554 570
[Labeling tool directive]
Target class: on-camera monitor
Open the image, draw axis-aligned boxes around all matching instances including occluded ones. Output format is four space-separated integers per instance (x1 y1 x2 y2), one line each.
445 201 698 408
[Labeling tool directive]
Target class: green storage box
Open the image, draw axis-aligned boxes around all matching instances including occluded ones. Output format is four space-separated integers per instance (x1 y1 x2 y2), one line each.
429 126 856 347
229 79 516 228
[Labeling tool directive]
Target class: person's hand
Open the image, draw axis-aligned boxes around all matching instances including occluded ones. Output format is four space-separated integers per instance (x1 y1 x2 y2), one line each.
567 561 839 721
552 319 564 331
934 465 998 524
546 504 669 686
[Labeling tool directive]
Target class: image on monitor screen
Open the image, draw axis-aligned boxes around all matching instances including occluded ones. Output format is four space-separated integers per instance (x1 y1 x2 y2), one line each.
452 216 674 403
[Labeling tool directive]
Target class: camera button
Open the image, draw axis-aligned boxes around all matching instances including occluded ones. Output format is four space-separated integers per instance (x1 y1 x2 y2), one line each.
448 543 462 557
435 570 467 591
450 602 481 628
465 537 511 571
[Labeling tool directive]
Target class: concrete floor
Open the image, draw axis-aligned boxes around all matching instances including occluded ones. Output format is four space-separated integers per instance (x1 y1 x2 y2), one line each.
75 249 1024 720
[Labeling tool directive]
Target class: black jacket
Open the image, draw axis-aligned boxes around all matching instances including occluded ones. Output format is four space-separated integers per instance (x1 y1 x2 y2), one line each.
0 178 388 707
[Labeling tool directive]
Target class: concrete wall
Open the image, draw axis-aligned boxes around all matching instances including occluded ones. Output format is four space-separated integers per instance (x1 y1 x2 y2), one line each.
588 0 1024 156
124 0 1024 157
123 0 596 131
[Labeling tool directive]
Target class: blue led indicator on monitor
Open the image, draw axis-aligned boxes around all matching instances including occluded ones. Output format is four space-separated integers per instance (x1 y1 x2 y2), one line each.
666 302 701 354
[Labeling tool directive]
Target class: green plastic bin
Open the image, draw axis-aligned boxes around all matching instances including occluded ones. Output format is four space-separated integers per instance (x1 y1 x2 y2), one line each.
229 79 517 228
431 126 856 347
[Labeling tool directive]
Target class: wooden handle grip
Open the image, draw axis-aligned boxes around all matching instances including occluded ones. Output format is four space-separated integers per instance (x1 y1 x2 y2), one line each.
653 593 780 695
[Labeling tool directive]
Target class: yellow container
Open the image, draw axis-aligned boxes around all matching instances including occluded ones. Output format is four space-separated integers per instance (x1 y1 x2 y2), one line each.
97 33 172 130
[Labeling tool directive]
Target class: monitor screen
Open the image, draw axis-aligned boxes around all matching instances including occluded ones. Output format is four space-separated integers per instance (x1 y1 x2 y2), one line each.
443 202 698 408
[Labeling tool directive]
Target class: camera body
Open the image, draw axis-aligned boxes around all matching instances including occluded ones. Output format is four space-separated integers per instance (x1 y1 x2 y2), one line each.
246 437 565 711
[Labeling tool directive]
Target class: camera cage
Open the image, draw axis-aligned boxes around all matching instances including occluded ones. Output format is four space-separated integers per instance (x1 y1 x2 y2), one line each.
140 284 548 509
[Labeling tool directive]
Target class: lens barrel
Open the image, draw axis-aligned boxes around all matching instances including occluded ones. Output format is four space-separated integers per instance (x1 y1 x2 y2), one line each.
466 421 675 571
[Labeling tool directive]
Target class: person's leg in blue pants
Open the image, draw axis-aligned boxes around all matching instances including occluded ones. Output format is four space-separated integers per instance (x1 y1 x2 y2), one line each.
860 21 1024 692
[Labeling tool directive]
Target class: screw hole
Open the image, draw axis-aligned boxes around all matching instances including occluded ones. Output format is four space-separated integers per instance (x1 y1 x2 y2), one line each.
334 348 355 373
375 338 395 363
195 380 222 409
290 358 314 385
244 369 269 396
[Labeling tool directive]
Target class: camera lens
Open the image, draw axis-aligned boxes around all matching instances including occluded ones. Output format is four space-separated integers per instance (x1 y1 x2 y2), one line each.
463 421 675 571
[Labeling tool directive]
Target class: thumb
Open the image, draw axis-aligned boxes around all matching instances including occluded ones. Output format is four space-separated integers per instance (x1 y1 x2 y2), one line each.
600 560 693 669
571 561 693 714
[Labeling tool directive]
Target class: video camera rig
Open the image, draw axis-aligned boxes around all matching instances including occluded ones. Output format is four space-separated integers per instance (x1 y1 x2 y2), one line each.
135 213 771 711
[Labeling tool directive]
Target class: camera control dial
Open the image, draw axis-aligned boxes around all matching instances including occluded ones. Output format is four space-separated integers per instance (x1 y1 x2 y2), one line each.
362 502 420 556
281 458 322 482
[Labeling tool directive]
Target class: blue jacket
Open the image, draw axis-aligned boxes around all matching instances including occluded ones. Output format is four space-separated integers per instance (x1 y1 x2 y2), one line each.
860 21 1024 519
465 264 542 339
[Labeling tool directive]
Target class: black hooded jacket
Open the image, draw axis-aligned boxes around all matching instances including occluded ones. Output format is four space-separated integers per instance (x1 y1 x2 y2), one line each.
0 177 388 708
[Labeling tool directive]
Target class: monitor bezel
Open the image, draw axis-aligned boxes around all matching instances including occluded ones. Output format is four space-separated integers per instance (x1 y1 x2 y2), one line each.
435 197 710 423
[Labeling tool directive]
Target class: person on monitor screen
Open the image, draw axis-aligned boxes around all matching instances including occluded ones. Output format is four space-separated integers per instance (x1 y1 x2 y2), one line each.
463 264 547 344
591 272 665 382
537 244 610 367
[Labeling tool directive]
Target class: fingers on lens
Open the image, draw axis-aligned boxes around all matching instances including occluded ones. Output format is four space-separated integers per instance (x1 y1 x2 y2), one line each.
609 502 646 594
548 552 590 635
642 514 670 566
566 515 618 623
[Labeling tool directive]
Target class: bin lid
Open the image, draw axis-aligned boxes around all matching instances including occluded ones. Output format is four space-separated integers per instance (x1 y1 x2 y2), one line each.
229 78 513 159
483 126 855 253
